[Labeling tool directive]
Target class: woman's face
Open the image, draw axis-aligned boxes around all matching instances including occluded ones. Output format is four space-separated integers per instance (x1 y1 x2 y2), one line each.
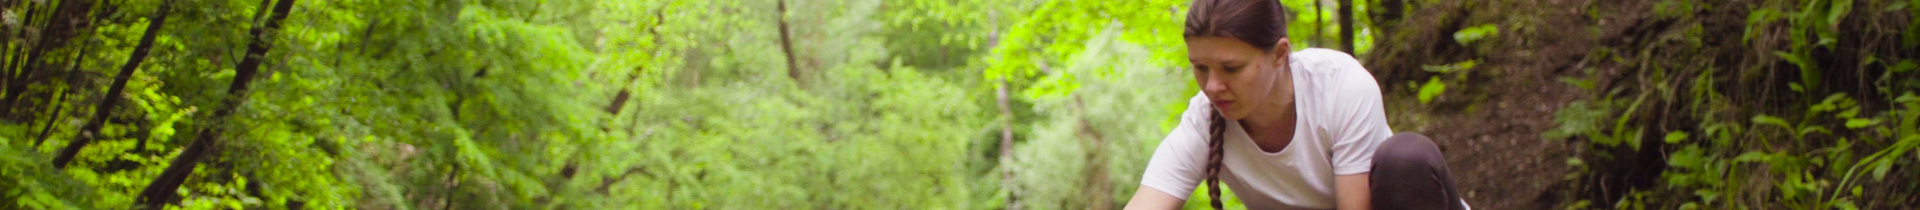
1186 36 1291 120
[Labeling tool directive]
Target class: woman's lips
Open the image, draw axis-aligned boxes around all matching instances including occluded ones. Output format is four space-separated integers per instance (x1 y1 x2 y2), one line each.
1213 101 1234 109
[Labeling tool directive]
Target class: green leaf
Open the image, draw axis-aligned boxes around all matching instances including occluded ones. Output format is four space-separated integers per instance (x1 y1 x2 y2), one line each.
1828 0 1854 28
1798 126 1831 136
1452 24 1499 44
1752 115 1792 129
1418 77 1446 104
1623 127 1645 150
1664 131 1689 144
1422 60 1480 74
1891 60 1918 73
1558 77 1597 91
1811 93 1849 113
1873 158 1894 181
1734 151 1773 163
1845 118 1880 128
1773 51 1807 66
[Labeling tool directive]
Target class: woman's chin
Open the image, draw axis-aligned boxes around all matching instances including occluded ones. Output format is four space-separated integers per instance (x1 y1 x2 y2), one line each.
1221 110 1248 120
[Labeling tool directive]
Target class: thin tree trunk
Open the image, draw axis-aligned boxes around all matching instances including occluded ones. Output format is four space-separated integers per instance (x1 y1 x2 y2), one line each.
1315 0 1325 47
1337 0 1355 53
1377 0 1403 34
0 2 43 116
2 0 94 117
998 78 1020 210
442 164 460 210
1071 96 1111 210
984 7 1019 208
581 9 669 197
1 45 18 90
53 0 172 168
134 0 294 208
31 40 89 148
604 67 641 115
4 0 44 86
776 0 800 82
1 45 45 117
32 90 67 147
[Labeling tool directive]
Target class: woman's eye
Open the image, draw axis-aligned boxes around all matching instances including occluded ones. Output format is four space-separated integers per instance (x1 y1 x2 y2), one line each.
1225 66 1244 73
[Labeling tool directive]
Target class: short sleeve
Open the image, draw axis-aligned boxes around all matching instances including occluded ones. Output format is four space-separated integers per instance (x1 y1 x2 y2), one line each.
1139 93 1216 200
1323 54 1394 175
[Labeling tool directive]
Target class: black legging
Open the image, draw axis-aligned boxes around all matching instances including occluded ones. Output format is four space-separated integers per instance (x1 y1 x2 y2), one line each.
1369 133 1467 210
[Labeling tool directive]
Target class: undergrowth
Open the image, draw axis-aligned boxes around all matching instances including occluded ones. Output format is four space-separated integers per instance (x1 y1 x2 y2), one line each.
1550 0 1920 209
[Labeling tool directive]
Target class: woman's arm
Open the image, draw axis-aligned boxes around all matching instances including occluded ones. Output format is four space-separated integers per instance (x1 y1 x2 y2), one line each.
1124 185 1186 210
1318 50 1383 210
1335 173 1371 210
1128 94 1216 210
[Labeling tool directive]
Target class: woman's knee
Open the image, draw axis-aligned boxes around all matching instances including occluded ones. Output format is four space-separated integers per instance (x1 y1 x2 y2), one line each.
1369 132 1464 210
1374 132 1443 166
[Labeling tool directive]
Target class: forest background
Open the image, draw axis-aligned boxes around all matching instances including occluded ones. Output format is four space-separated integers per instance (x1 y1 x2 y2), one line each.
1 0 1917 209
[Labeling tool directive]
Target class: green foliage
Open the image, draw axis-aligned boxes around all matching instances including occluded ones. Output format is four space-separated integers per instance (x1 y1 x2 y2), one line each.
1417 77 1445 104
34 0 1920 209
1411 60 1478 105
1008 27 1190 209
1452 24 1498 45
2 126 109 210
1555 0 1920 208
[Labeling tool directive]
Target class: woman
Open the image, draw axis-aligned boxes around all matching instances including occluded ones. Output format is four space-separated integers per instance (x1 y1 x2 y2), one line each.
1122 0 1467 209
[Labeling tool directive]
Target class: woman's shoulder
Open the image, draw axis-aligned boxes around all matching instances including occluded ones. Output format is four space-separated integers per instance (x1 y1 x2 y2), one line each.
1289 48 1364 75
1292 48 1385 131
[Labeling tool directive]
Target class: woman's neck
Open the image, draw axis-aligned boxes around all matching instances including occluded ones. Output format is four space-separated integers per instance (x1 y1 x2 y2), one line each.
1239 104 1296 153
1240 103 1296 135
1242 64 1297 145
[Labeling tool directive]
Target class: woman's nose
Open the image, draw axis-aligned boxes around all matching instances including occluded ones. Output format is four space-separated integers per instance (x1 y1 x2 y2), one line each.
1203 74 1228 93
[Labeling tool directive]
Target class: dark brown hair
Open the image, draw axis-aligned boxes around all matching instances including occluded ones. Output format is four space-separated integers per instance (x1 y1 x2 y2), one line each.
1184 0 1287 209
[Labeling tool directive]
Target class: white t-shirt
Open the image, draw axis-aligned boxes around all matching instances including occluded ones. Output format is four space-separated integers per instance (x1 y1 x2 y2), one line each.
1140 48 1393 209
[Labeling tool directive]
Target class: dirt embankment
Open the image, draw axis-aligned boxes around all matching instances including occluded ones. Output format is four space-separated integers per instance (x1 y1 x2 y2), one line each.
1367 0 1674 209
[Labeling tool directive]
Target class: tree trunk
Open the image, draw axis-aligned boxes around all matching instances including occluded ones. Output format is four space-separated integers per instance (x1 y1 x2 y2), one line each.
776 0 800 82
442 163 460 210
1338 0 1355 53
134 0 294 208
1314 0 1326 47
2 0 94 117
32 90 67 147
1377 0 1404 32
52 0 172 168
32 42 87 148
604 66 644 115
997 78 1017 209
2 45 21 89
1071 96 1111 210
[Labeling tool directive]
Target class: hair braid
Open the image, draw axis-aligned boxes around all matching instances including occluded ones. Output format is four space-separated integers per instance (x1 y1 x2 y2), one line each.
1205 109 1227 209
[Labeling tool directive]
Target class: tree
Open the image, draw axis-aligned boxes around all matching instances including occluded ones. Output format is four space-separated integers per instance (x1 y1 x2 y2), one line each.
778 0 801 82
1338 0 1354 53
134 0 296 207
51 0 174 169
1 0 95 117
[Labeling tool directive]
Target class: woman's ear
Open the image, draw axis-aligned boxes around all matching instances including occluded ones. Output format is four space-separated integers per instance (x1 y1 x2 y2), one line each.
1270 37 1292 66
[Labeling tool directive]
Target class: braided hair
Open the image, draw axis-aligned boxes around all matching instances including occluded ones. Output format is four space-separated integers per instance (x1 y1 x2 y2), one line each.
1184 0 1288 208
1205 109 1228 209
